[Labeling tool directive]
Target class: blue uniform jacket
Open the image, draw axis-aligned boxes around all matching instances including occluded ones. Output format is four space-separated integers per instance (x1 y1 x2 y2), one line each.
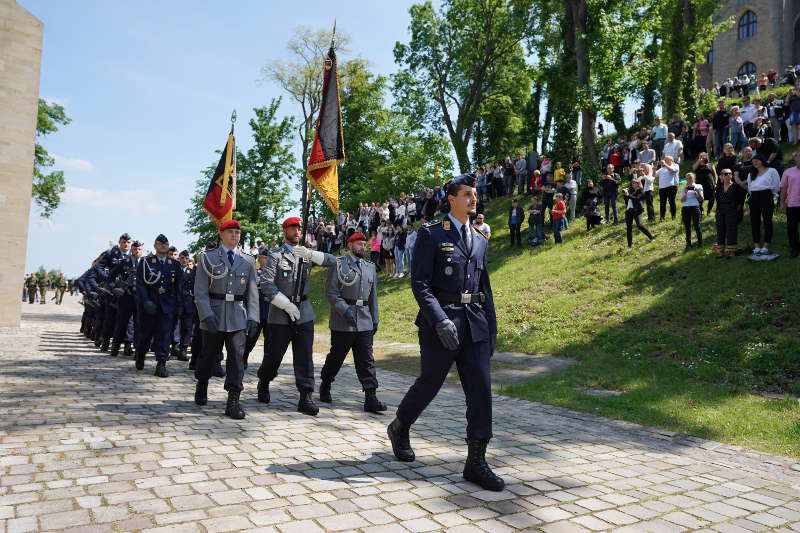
410 219 496 342
107 257 138 294
179 267 195 314
135 255 183 315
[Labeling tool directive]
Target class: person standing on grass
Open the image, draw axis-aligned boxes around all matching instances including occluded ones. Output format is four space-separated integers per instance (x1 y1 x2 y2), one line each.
692 153 717 216
508 198 524 247
527 196 545 245
656 156 680 221
780 150 800 258
622 179 654 248
601 164 620 225
381 226 396 278
564 173 578 221
715 169 739 258
552 193 567 244
369 231 382 269
747 155 781 257
680 173 704 250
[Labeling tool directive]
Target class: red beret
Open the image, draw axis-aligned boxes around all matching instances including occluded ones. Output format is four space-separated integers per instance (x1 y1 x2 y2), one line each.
347 232 367 244
282 217 302 229
219 219 240 232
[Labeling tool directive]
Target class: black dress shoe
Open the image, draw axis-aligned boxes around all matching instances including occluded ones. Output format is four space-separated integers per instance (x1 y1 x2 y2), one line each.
319 382 332 403
195 381 208 406
170 344 180 360
297 391 319 416
109 343 120 357
100 339 110 352
463 438 505 492
364 389 387 413
134 349 145 371
188 355 196 370
387 418 415 462
94 336 103 348
177 347 189 361
123 342 133 357
212 362 226 378
257 380 270 404
154 361 169 378
225 390 245 419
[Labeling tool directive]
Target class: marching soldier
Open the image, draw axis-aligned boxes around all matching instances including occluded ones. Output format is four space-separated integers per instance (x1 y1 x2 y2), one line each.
189 240 226 378
193 219 259 419
242 247 270 370
37 273 47 304
107 240 142 357
256 217 336 416
319 232 386 413
387 175 504 492
68 278 75 296
25 274 37 304
175 250 194 361
54 273 67 304
97 233 133 352
135 234 183 377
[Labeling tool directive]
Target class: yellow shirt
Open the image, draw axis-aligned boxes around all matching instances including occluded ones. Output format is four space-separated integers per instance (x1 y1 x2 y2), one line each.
554 168 565 181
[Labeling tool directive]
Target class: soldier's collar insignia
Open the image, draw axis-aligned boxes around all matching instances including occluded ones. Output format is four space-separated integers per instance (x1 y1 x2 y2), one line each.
151 258 156 264
443 220 451 230
167 259 172 264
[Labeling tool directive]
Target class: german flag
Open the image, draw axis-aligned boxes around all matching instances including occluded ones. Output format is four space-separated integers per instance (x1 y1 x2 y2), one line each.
202 129 236 226
306 46 344 214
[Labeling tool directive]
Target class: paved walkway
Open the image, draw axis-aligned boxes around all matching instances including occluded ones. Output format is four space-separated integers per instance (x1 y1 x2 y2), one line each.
1 297 800 533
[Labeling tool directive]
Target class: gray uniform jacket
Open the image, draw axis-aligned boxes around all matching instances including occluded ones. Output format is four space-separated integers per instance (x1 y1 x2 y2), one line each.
325 254 379 332
194 248 259 332
262 243 336 325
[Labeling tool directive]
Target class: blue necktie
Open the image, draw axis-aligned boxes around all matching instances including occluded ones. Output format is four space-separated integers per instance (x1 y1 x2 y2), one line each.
227 250 234 266
461 225 472 256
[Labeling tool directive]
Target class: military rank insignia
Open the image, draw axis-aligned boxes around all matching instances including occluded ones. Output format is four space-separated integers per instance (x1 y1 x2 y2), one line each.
443 220 451 230
151 258 156 264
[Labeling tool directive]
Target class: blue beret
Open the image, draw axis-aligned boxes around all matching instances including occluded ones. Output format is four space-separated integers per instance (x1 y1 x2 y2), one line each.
155 234 169 244
449 173 477 188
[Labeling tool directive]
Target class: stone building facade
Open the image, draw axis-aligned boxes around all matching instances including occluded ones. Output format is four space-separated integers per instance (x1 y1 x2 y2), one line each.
698 0 800 88
0 0 43 327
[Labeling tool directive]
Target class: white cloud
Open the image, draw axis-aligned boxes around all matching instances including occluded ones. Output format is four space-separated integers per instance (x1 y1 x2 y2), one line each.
63 186 167 213
53 154 95 172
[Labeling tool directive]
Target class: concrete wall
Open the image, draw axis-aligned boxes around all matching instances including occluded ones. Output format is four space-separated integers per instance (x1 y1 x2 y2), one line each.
0 0 43 327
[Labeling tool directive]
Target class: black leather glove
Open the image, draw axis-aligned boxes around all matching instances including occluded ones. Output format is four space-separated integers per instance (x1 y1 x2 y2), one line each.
344 306 358 327
112 287 124 297
202 317 218 335
246 319 259 338
372 323 379 336
490 332 497 358
143 301 157 315
435 319 459 351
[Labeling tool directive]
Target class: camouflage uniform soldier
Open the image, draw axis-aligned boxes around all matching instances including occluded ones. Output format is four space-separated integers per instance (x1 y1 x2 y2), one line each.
37 275 48 305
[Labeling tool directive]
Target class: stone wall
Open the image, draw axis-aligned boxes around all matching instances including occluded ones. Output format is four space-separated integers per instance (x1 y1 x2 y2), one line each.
0 0 43 327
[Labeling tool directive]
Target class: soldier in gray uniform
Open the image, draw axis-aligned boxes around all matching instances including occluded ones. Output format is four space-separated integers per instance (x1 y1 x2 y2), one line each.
193 219 260 419
319 232 386 413
256 216 337 416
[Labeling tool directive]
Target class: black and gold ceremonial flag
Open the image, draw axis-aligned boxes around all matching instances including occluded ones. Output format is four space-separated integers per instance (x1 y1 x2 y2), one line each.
306 45 344 214
202 129 236 226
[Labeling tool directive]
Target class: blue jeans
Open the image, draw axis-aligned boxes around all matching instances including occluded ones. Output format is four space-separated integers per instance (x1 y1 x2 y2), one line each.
395 246 405 273
553 218 565 243
714 127 728 157
730 130 747 152
528 221 544 243
604 194 618 223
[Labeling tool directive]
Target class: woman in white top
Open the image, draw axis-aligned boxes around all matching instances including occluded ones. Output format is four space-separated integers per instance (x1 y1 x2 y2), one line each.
747 155 781 255
680 173 704 250
638 166 656 221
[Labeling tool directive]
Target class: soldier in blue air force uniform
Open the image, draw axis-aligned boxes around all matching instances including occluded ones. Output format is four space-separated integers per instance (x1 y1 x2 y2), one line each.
387 174 505 492
135 234 184 377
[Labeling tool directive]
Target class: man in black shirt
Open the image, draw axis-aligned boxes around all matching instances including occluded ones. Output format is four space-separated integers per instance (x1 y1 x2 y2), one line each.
601 164 620 224
749 136 782 174
711 101 730 158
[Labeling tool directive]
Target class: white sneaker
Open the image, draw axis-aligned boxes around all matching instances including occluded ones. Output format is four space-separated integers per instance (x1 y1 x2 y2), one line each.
397 272 404 278
761 248 770 256
754 248 762 255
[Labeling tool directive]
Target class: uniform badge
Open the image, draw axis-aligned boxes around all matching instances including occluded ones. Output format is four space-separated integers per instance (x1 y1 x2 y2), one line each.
240 278 246 285
167 259 172 265
443 220 451 230
282 271 289 278
151 258 156 264
444 266 453 276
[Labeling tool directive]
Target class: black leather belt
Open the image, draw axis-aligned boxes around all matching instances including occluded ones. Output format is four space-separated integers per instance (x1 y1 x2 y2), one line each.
290 295 308 303
434 291 485 304
344 298 367 306
210 293 244 301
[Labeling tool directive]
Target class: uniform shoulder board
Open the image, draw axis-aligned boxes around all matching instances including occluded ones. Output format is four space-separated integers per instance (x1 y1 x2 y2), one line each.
472 225 489 239
424 220 442 228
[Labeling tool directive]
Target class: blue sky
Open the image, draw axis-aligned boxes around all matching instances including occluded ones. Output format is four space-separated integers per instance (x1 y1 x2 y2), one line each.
22 0 416 276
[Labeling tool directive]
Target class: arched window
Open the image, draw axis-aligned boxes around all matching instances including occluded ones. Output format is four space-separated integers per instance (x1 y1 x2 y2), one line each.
706 42 714 64
738 10 757 40
738 62 757 77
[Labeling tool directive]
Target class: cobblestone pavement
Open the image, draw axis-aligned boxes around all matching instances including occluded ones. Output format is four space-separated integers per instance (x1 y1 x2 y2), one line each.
2 297 800 533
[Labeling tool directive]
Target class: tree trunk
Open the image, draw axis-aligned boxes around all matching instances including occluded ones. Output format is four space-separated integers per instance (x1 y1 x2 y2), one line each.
641 33 659 124
607 102 626 135
452 135 471 174
542 94 553 153
568 0 598 171
681 1 699 121
551 3 579 165
530 81 543 153
663 0 688 118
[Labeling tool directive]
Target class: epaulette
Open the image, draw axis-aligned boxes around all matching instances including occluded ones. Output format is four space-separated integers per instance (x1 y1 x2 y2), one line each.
472 225 489 239
424 220 442 227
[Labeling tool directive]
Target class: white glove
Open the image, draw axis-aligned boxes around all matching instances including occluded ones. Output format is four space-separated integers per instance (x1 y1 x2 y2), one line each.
294 246 325 265
271 292 300 322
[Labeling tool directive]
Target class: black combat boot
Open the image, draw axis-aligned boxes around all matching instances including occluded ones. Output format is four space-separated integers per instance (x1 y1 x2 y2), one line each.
154 360 169 378
225 390 245 419
177 347 189 361
109 343 120 357
123 342 133 357
387 418 415 462
188 355 196 371
194 381 208 406
170 344 180 360
257 380 270 404
213 362 226 378
94 335 103 348
134 348 146 371
319 381 332 403
297 391 319 416
100 337 110 352
364 389 387 413
463 438 505 492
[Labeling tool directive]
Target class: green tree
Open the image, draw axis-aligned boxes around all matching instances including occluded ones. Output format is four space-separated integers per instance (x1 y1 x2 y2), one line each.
185 99 297 251
34 99 71 217
393 0 534 172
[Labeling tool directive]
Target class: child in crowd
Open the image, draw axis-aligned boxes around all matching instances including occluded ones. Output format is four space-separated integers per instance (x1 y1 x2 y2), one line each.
552 193 567 243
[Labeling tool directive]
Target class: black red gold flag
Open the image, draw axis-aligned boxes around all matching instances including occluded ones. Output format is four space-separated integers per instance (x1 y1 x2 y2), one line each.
306 46 344 214
202 130 236 225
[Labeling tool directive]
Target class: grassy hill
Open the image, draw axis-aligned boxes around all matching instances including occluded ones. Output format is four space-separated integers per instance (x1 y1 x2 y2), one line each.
308 189 800 458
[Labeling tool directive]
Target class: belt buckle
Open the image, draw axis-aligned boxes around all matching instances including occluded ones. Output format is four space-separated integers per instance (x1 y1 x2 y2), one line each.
158 287 166 294
460 293 471 304
356 299 364 306
225 293 234 302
